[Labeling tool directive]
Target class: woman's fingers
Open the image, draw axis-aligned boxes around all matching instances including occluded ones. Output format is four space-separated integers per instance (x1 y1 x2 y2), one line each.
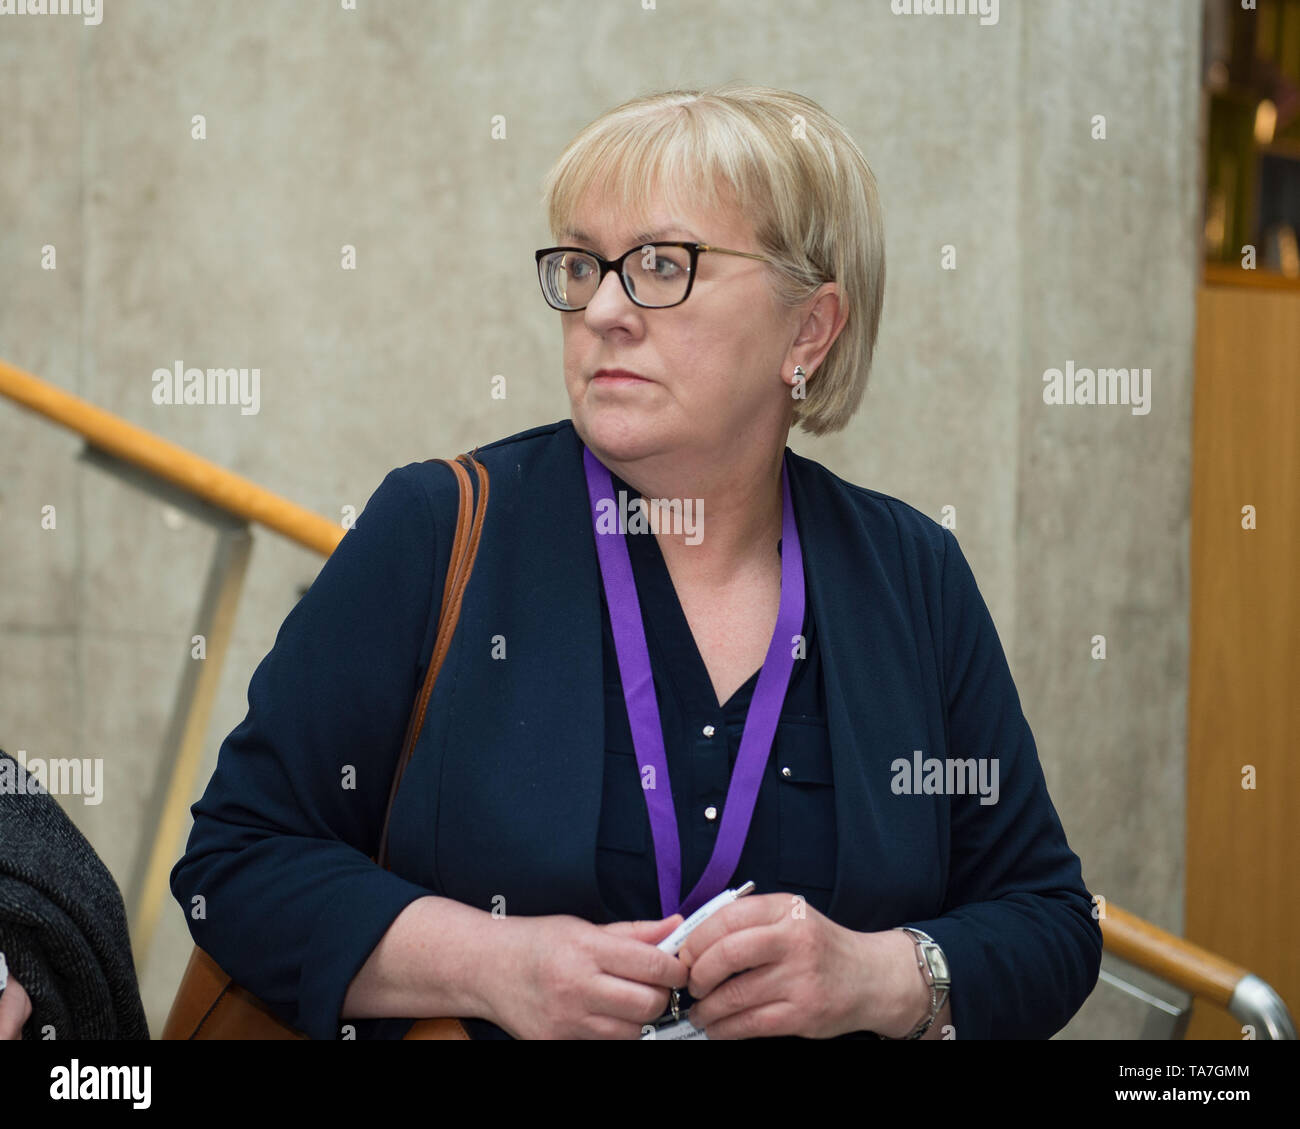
0 974 33 1040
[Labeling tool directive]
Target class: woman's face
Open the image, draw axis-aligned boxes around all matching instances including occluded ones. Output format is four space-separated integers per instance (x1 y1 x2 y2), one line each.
559 188 798 469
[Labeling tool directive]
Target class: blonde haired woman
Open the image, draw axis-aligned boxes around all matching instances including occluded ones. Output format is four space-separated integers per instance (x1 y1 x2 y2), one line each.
174 84 1101 1040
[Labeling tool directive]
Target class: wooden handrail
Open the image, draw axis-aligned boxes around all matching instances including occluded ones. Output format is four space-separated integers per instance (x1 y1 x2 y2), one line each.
0 359 343 557
1101 904 1246 1008
0 356 1280 1023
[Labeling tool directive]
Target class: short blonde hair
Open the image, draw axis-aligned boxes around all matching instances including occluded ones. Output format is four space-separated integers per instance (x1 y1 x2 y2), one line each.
538 83 886 436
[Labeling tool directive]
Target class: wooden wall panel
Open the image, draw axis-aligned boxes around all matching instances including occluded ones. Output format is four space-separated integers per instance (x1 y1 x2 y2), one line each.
1185 283 1299 1038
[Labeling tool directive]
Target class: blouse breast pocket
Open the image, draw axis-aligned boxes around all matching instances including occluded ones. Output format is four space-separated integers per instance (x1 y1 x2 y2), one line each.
773 720 837 892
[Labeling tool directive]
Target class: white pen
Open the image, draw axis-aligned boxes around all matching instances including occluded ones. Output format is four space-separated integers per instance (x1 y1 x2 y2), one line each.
655 880 756 957
640 883 757 1040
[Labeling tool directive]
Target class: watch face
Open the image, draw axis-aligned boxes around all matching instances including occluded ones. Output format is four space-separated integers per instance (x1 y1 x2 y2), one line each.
925 946 949 982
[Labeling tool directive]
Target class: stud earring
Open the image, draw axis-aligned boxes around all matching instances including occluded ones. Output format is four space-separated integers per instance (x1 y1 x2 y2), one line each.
792 364 806 385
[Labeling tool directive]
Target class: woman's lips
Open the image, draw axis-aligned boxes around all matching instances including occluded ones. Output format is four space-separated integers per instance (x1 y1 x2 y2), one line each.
592 369 650 386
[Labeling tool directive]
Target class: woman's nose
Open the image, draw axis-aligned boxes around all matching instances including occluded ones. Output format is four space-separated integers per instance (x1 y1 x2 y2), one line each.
587 268 635 319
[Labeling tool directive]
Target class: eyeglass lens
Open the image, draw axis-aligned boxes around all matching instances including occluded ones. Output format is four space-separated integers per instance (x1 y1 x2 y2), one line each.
539 244 692 309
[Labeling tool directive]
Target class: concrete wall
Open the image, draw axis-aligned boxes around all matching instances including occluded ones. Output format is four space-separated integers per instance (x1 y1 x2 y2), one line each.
0 0 1202 1039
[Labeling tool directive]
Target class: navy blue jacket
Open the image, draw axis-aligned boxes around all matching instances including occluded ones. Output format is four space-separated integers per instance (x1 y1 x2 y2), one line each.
171 418 1102 1040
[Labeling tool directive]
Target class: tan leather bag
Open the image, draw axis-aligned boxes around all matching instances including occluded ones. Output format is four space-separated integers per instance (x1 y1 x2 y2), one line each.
162 452 489 1041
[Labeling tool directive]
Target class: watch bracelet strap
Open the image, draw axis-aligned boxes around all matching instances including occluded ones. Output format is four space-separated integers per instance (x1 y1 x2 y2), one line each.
886 927 949 1040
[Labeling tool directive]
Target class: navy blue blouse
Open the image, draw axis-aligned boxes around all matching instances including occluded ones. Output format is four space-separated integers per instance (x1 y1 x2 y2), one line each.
595 472 836 925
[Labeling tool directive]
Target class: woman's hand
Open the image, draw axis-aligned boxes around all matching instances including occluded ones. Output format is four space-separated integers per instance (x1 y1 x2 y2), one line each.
486 912 689 1039
0 973 32 1040
676 894 928 1039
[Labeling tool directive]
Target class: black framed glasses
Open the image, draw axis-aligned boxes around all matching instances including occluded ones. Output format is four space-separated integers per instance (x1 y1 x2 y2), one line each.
534 241 772 311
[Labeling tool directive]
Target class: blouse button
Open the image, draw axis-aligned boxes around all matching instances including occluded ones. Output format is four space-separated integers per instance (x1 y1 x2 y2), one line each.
704 805 718 821
702 725 716 738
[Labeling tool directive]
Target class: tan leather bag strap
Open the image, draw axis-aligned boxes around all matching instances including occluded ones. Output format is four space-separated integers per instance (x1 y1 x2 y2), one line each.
162 453 489 1042
377 451 489 871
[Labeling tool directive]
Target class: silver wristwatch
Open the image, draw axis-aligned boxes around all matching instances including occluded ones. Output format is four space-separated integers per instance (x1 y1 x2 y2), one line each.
889 927 950 1040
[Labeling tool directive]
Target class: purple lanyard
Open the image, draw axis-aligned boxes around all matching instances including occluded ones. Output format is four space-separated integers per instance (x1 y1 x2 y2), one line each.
581 444 806 918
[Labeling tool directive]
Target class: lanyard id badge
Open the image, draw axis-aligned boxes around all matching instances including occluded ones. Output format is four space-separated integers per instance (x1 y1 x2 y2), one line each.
581 444 805 919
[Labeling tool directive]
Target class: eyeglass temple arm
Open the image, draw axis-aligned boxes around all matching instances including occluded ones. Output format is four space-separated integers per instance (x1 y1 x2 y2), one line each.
695 243 771 263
